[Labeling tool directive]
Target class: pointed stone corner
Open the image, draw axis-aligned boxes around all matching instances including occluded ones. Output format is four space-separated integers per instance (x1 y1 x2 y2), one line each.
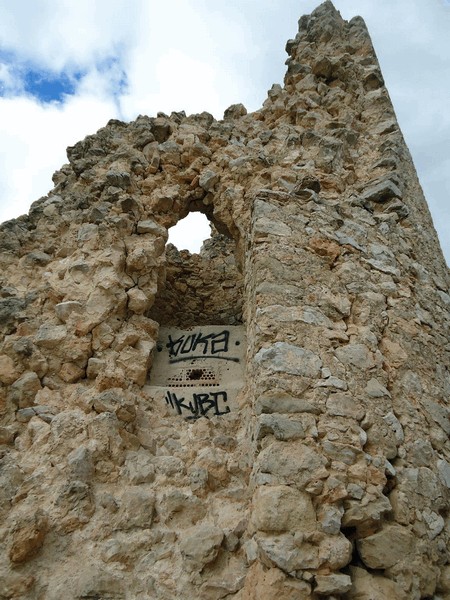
313 0 341 17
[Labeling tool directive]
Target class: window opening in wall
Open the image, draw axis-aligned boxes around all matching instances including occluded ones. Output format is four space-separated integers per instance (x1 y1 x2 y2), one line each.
149 210 243 328
168 212 211 254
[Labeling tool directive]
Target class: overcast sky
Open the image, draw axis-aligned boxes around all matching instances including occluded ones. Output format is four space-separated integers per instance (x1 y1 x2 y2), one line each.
0 0 449 263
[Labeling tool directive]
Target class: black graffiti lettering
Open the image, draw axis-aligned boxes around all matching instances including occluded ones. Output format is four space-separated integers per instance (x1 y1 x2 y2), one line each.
210 391 231 416
210 331 229 354
166 335 185 358
165 390 195 416
166 330 230 359
191 332 212 355
165 390 230 419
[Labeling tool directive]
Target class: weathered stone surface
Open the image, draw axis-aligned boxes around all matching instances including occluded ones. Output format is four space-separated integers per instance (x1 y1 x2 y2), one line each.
0 2 448 598
180 523 223 570
315 573 352 595
251 485 316 533
9 511 49 563
357 524 416 569
255 343 322 377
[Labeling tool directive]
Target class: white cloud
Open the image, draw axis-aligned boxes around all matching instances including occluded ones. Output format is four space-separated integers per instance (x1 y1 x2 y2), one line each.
0 0 449 261
0 93 119 222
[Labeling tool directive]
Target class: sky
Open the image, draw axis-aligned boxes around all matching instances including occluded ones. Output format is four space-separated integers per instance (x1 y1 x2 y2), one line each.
0 0 449 264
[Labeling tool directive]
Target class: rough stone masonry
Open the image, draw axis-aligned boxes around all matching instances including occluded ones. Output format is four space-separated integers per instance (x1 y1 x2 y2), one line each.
0 2 449 599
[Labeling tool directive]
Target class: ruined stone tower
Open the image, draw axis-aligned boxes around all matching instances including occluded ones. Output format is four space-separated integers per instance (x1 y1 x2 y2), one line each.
0 2 449 599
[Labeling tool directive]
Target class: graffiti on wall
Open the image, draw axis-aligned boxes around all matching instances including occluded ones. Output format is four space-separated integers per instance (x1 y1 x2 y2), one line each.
150 326 245 419
165 390 230 419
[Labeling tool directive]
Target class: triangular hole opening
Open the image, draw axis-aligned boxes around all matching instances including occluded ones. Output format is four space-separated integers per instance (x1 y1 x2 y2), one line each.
168 212 211 253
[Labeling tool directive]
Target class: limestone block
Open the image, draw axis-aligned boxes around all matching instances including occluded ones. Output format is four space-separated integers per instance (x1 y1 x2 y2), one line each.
258 441 327 487
86 357 105 379
54 301 83 323
365 378 391 398
136 219 167 237
254 217 292 237
180 523 224 571
241 562 312 600
326 394 365 420
347 566 408 600
255 342 322 377
256 414 305 441
34 324 67 348
59 361 85 383
0 353 20 384
318 534 353 570
200 556 247 598
315 573 352 595
437 459 450 489
127 287 151 314
255 390 319 415
116 487 155 530
251 485 316 533
67 446 94 482
342 494 391 528
55 480 95 533
123 450 155 484
357 524 416 569
116 343 153 386
92 389 136 423
199 169 219 191
10 371 41 408
256 533 319 572
334 343 375 369
9 510 49 563
361 178 402 203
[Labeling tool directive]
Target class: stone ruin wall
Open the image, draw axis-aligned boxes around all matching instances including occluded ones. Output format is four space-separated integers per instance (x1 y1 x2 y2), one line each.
0 2 449 599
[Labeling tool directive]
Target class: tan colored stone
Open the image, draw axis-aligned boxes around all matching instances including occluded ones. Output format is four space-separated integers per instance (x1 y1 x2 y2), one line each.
9 510 49 563
251 485 316 533
357 524 416 569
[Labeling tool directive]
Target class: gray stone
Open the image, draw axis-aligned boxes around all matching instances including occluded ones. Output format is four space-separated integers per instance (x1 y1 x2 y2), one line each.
335 344 374 369
365 378 391 398
116 488 155 530
420 398 450 435
16 407 36 423
35 324 67 348
256 534 319 572
251 485 316 533
55 301 83 323
180 523 223 571
256 414 305 441
123 450 155 484
223 103 247 119
437 459 450 489
136 220 166 236
326 394 365 420
254 217 292 237
255 342 322 377
361 178 402 203
315 573 352 595
342 494 392 527
199 169 219 191
255 391 319 415
67 446 94 482
383 412 404 444
357 524 415 569
422 508 445 540
10 371 42 408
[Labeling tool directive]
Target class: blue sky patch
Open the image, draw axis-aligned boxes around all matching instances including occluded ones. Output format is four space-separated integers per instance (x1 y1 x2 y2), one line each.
23 70 81 103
